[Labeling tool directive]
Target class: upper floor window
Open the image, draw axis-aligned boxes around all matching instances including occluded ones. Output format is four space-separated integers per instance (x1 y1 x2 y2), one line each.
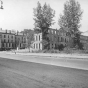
58 37 59 42
11 36 13 38
55 31 56 34
4 39 6 42
52 30 53 34
65 38 66 42
48 30 50 33
52 44 53 48
4 35 6 38
61 37 63 42
39 35 40 41
36 36 37 41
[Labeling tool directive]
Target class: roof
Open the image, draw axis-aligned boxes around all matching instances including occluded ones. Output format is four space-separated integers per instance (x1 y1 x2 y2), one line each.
0 28 16 34
58 27 70 33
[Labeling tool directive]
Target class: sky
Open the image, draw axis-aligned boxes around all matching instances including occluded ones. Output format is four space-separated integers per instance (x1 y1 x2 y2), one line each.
0 0 88 32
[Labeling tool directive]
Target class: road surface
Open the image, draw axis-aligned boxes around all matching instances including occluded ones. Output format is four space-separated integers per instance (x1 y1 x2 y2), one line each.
0 54 88 88
0 52 88 70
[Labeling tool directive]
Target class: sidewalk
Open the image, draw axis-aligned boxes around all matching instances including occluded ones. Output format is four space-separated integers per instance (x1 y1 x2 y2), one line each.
5 51 88 59
0 51 88 70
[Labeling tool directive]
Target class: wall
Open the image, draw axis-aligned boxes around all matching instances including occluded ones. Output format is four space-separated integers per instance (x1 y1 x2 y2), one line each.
32 33 42 51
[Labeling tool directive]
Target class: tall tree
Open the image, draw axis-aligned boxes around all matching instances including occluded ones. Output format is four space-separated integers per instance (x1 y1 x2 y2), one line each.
21 29 34 49
58 0 83 48
33 2 55 49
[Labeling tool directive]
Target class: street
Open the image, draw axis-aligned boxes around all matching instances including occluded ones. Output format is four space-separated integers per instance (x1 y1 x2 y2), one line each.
0 52 88 70
0 54 88 88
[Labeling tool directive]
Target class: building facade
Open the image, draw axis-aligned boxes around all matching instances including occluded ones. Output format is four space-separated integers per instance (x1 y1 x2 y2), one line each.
15 32 26 49
31 28 71 51
80 31 88 50
0 29 26 50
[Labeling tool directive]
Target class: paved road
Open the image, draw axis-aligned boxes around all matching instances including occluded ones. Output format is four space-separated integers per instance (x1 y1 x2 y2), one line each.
0 57 88 88
0 52 88 70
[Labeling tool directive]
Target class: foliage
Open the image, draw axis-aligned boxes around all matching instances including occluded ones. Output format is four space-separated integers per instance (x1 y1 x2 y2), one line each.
34 2 55 32
21 29 34 48
58 0 83 49
58 44 65 51
73 31 83 49
33 2 55 49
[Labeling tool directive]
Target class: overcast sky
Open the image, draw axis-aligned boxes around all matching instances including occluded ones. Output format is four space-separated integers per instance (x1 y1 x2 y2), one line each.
0 0 88 32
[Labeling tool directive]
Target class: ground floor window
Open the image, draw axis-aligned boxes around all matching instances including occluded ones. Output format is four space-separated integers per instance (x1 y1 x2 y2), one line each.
39 43 40 49
2 43 4 47
52 44 53 48
36 44 38 49
34 44 35 49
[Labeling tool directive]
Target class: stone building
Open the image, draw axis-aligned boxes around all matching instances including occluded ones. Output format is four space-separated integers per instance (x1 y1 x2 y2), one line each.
31 28 71 51
0 29 16 50
80 31 88 50
0 29 26 50
15 32 26 49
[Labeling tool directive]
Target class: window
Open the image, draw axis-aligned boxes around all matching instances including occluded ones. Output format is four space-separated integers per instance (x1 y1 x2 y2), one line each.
39 35 40 41
24 38 26 43
2 43 4 47
61 37 63 42
55 31 56 34
4 39 6 42
9 43 10 47
8 43 9 47
52 30 53 34
4 35 6 38
36 44 38 49
36 36 37 41
52 44 53 48
34 44 35 49
6 43 7 47
65 38 66 42
39 43 40 49
20 43 21 47
58 37 59 42
55 44 56 48
4 43 6 47
48 30 50 33
12 43 13 47
11 36 13 38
